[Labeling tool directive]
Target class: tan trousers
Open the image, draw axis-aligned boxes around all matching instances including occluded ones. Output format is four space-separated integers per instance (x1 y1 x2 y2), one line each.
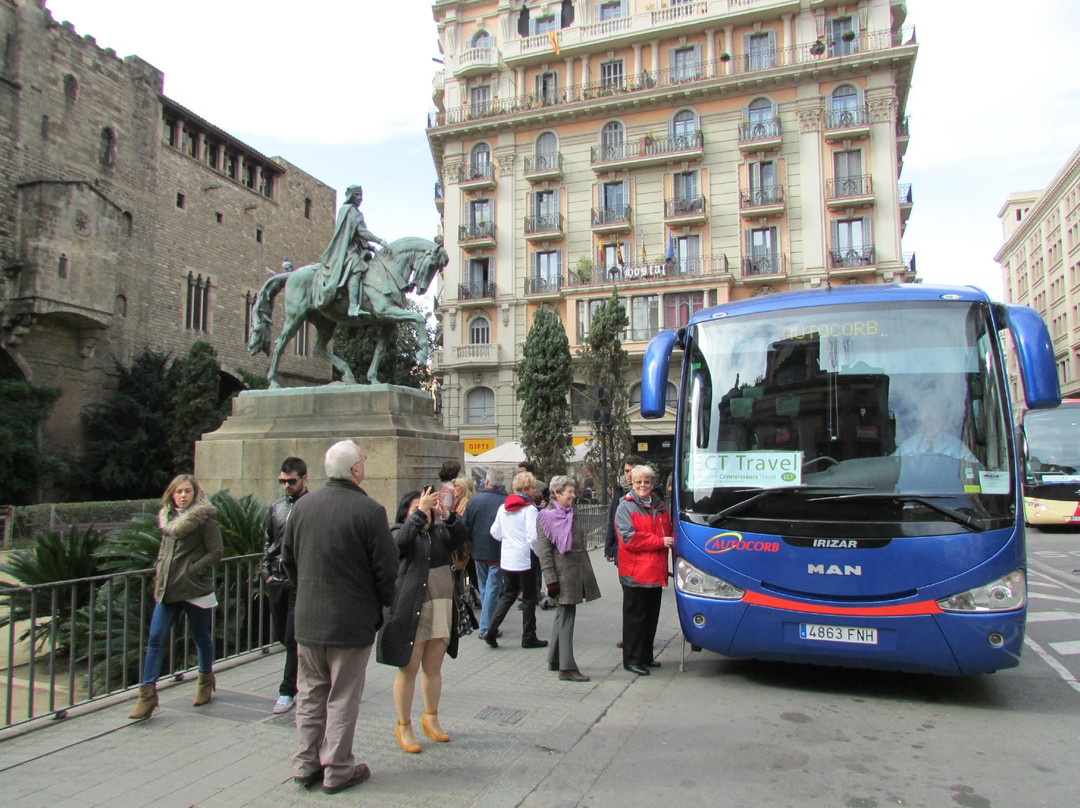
294 643 372 788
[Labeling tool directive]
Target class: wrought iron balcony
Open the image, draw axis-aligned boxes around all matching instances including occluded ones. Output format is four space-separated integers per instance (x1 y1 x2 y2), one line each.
523 153 563 179
524 213 565 237
591 204 632 230
524 274 563 295
829 246 876 268
458 281 495 300
664 195 707 219
738 119 782 151
565 253 731 287
826 174 873 201
434 182 444 200
455 162 495 186
739 186 785 210
741 253 787 277
825 105 870 133
591 132 703 168
898 183 913 205
458 222 496 243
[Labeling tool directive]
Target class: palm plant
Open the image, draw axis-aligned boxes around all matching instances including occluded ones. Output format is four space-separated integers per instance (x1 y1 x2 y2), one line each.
96 513 161 574
210 490 268 556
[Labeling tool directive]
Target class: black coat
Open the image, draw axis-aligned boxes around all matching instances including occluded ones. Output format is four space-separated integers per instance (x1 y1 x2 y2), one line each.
460 486 505 562
376 510 468 668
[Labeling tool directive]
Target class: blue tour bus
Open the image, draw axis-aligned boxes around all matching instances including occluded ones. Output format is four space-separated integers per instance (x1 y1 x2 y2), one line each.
640 284 1059 675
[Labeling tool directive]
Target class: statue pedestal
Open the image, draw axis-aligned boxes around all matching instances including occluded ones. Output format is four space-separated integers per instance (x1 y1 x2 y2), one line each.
194 385 463 512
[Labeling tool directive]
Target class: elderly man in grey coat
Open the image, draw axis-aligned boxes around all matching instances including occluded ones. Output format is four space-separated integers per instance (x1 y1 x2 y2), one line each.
282 440 398 795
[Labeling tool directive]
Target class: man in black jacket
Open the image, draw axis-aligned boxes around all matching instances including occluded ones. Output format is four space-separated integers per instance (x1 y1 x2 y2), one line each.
462 467 506 639
261 457 309 715
604 455 645 565
282 440 397 795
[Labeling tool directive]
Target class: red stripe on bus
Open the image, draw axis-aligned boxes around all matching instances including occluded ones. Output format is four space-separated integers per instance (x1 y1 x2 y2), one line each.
744 590 942 616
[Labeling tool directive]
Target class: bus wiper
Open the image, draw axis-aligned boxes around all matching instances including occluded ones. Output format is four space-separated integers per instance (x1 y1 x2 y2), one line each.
706 486 871 526
809 493 987 531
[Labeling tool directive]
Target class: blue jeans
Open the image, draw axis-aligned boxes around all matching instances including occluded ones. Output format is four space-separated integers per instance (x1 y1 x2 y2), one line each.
141 600 215 685
474 562 503 634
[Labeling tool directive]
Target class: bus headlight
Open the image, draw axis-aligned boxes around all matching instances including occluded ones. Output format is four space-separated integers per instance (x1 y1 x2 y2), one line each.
936 568 1026 613
676 558 745 600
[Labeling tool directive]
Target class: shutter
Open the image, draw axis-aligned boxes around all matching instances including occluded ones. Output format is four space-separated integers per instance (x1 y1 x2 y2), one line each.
529 17 537 36
744 227 753 257
553 189 560 215
556 250 563 277
766 31 776 66
668 46 678 73
862 217 873 254
831 219 840 252
622 179 630 213
529 191 536 217
691 44 702 73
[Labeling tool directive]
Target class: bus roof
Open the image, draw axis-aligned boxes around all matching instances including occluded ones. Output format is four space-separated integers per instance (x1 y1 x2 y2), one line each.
687 284 995 328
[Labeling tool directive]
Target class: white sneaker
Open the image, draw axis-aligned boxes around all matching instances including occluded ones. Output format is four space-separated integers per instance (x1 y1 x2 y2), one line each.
273 695 295 714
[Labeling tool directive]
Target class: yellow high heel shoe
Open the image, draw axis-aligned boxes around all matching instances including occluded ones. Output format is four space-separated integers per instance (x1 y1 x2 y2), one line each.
395 719 421 754
421 711 450 742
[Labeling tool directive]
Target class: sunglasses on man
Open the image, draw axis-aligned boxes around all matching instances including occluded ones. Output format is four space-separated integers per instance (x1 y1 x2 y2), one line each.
278 477 301 485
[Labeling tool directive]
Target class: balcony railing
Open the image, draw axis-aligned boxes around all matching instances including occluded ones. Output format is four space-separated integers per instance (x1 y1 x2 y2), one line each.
523 153 563 175
524 213 564 235
829 246 877 268
454 343 498 361
566 253 731 287
434 182 444 200
458 281 496 300
897 116 911 138
429 26 915 129
825 174 873 199
738 119 781 144
455 162 495 184
524 274 563 295
741 253 788 277
825 105 870 131
898 183 913 205
664 196 707 217
740 186 785 209
591 204 632 227
458 222 496 242
591 131 702 165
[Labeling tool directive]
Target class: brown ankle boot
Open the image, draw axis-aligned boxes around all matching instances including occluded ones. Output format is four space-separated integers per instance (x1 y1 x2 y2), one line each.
129 684 158 719
193 673 216 706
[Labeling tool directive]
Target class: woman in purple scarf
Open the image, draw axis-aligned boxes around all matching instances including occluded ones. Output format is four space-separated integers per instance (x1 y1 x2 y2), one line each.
536 475 602 682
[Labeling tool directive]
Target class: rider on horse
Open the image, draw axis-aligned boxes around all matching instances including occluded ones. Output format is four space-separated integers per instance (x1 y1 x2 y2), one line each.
316 184 387 317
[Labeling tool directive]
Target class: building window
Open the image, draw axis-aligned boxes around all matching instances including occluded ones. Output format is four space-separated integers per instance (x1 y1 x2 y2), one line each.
224 152 237 179
530 189 558 230
123 211 133 236
304 198 312 219
64 74 78 101
665 291 704 328
532 250 562 285
205 141 219 169
747 160 778 203
294 321 310 356
600 239 630 271
743 32 776 71
260 173 273 198
597 1 625 21
185 273 211 333
535 71 558 104
600 60 624 90
672 234 701 274
176 192 185 209
630 295 659 341
671 110 697 143
673 170 698 202
256 228 263 243
100 127 116 168
182 127 197 158
745 226 779 274
533 14 558 34
466 387 495 424
470 30 493 48
470 142 491 176
469 85 491 117
244 163 256 189
577 297 627 342
216 212 223 224
829 85 861 126
570 383 591 422
469 315 490 345
464 257 492 297
829 15 860 56
469 198 493 228
58 254 68 278
600 121 624 160
831 217 874 266
41 114 49 140
670 45 702 82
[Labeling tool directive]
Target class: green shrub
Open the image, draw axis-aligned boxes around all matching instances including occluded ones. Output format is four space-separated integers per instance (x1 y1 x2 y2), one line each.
6 499 159 547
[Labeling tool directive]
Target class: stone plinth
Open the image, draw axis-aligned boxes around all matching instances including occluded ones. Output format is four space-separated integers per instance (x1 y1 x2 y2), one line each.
194 385 463 512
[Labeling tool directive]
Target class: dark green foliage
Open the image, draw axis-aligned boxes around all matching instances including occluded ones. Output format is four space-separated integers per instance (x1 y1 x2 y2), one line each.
81 350 179 499
333 300 435 388
517 306 574 478
211 490 269 556
0 380 66 504
578 291 633 485
97 512 161 574
234 367 269 390
170 341 228 472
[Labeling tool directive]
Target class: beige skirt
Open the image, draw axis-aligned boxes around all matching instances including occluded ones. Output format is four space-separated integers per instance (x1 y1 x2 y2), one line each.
414 565 454 644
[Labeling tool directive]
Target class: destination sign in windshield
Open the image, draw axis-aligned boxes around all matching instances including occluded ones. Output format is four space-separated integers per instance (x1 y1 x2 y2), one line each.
692 451 802 488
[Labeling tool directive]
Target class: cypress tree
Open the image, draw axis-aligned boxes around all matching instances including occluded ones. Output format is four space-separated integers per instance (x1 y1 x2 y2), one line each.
517 305 573 479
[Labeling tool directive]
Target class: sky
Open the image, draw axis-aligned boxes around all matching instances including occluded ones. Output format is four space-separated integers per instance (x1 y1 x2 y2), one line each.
43 0 1080 302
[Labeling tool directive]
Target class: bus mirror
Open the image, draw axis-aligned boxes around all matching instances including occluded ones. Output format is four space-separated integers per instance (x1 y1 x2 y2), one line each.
1003 304 1061 410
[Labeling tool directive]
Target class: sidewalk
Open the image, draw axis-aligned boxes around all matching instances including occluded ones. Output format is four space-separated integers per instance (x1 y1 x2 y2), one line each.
0 552 686 808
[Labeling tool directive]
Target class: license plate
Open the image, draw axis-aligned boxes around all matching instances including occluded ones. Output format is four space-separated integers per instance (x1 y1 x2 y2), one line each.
800 623 878 645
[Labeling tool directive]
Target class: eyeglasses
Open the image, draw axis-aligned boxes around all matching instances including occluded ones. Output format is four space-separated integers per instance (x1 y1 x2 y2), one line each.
278 477 300 485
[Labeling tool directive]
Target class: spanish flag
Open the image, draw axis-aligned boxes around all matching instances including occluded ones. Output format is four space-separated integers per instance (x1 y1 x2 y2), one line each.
548 31 561 55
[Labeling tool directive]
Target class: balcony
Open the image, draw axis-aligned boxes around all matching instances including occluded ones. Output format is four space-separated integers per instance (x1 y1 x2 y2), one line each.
565 253 731 289
591 132 703 172
445 46 498 77
829 246 877 270
456 162 496 191
454 343 500 364
739 186 785 217
896 116 910 159
899 183 913 234
824 105 871 141
524 274 563 298
523 152 563 182
591 204 632 234
524 213 565 241
825 175 874 210
458 222 496 251
738 119 782 153
664 195 707 224
741 253 787 280
434 182 444 211
458 281 496 302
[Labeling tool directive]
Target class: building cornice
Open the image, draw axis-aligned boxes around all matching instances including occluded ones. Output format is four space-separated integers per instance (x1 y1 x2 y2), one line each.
994 143 1080 262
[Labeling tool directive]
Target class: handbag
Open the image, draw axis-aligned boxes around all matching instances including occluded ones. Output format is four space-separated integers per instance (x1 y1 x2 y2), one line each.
453 569 479 636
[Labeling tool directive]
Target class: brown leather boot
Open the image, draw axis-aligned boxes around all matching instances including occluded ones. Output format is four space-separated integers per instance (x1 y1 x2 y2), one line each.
193 673 216 706
128 684 158 719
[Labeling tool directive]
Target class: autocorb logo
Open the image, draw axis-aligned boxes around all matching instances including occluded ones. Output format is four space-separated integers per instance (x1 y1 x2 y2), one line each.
807 563 862 576
704 531 780 554
781 471 797 482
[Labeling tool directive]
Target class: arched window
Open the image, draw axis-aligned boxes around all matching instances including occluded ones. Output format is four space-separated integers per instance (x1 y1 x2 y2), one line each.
600 121 623 160
63 74 78 101
470 142 491 175
831 85 859 112
470 30 493 49
671 110 696 139
100 127 116 167
469 315 490 345
536 131 557 158
747 97 773 125
465 387 495 424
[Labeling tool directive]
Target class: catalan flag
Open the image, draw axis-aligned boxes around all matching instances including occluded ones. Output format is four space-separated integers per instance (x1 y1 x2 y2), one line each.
548 30 561 55
616 242 624 265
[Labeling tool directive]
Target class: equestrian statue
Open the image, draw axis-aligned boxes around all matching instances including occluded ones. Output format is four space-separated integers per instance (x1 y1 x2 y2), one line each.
247 184 448 387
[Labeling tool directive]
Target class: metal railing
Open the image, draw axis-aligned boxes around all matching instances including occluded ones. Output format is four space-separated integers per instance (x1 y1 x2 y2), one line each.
738 119 781 143
458 222 496 242
574 504 609 551
829 246 876 268
740 186 785 209
524 274 563 295
825 174 873 199
591 204 632 227
590 132 702 164
825 105 870 130
742 253 788 277
524 213 565 235
898 183 913 205
523 153 563 175
2 554 269 730
458 281 496 300
455 162 495 184
664 195 707 217
435 182 444 200
566 253 731 287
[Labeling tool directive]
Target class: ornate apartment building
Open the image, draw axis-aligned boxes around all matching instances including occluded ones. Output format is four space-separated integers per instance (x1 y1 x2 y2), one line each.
427 0 918 463
996 144 1080 401
0 1 335 481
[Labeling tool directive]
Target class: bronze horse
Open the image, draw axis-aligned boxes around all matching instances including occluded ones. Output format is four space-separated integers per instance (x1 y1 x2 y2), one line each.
247 236 447 387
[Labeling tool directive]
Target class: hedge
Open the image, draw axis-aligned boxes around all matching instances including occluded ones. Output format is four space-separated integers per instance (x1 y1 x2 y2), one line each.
3 499 160 548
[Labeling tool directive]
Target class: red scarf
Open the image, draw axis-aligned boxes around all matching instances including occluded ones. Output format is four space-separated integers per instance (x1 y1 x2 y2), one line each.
504 493 533 512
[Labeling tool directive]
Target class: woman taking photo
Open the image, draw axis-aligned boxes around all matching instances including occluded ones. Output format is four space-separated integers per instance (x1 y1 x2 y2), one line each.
613 465 673 676
536 476 601 682
129 474 224 719
377 486 469 753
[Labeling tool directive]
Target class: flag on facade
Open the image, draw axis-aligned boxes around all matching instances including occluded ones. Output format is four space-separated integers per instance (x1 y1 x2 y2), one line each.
641 244 647 263
548 31 561 55
665 232 675 261
598 244 604 267
617 242 624 264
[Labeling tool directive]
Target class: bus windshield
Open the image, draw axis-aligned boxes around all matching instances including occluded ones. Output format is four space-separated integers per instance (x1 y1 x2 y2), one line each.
679 300 1014 535
1023 403 1080 484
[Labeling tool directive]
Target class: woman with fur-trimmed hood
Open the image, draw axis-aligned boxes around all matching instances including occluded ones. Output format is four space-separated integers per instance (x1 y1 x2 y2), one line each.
129 474 224 720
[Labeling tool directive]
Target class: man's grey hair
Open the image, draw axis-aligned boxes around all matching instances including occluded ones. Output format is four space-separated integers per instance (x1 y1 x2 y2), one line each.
485 467 505 488
325 440 362 479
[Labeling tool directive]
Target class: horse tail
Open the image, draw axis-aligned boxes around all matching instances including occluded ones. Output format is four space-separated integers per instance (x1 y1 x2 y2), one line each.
247 273 289 356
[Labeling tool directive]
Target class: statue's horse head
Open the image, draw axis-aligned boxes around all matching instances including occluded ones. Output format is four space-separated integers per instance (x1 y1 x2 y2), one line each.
378 236 447 296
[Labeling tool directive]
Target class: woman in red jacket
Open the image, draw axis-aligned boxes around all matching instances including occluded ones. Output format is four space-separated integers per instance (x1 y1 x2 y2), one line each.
613 465 673 676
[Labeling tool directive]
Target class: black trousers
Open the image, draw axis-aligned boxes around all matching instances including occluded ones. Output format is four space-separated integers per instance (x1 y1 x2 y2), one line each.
487 566 541 643
622 584 662 667
268 580 298 697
